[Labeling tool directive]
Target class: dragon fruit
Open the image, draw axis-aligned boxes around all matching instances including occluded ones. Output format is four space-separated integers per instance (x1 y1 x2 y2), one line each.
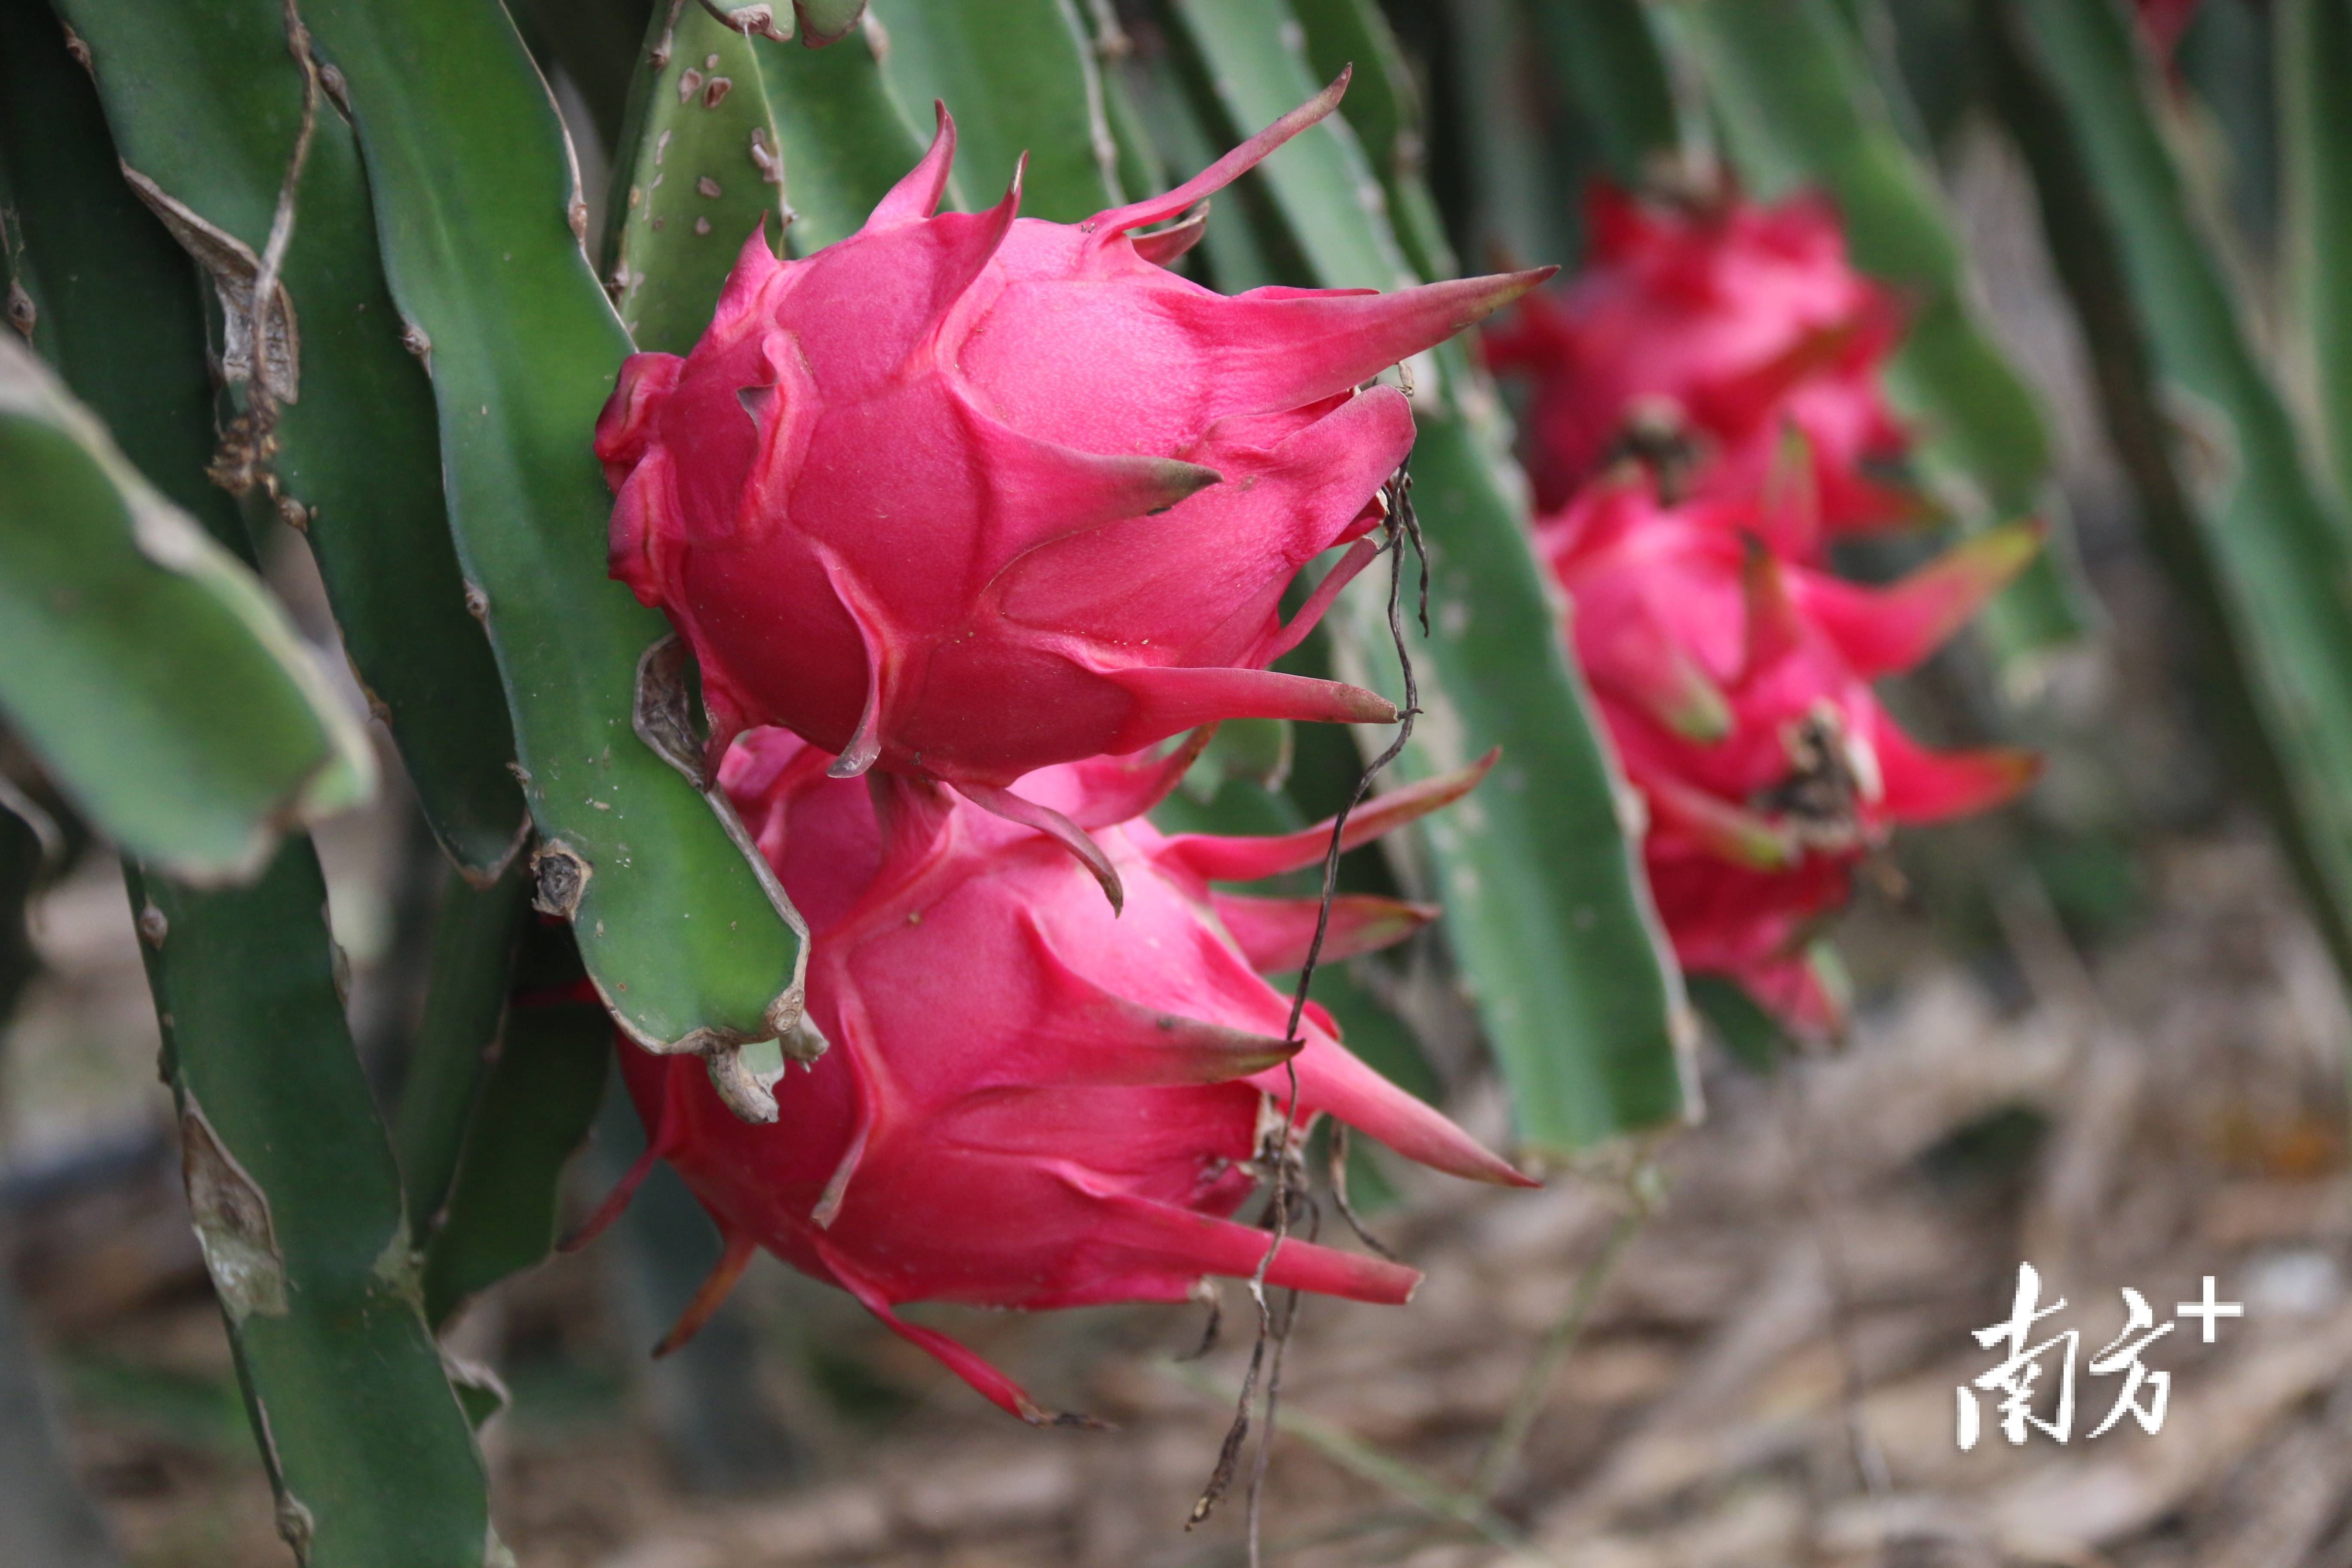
1485 183 1913 545
586 728 1531 1424
597 75 1546 856
1540 475 2041 1034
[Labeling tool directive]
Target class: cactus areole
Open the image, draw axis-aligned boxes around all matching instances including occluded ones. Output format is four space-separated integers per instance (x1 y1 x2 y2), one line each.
583 728 1531 1424
597 77 1547 840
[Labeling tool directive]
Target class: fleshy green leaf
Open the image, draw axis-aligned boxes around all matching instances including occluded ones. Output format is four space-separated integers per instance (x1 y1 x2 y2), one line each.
392 868 530 1233
1289 0 1421 179
795 0 871 45
604 2 792 355
0 0 240 545
2178 0 2278 256
423 998 611 1328
128 843 491 1568
747 17 930 251
302 0 810 1055
505 0 650 150
1182 717 1293 802
2284 0 2352 501
1152 769 1314 842
1165 0 1415 291
1686 972 1791 1073
1161 0 1692 1152
0 338 372 882
0 1 374 881
1085 8 1172 208
1431 0 1581 269
1526 0 1681 184
413 911 610 1326
1110 37 1281 290
865 0 1123 221
1290 0 1457 280
55 0 529 879
2000 0 2352 974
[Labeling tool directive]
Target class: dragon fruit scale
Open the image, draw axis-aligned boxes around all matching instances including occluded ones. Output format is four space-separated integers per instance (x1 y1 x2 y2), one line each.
585 728 1532 1424
1540 475 2042 1035
1485 182 1913 544
598 76 1548 848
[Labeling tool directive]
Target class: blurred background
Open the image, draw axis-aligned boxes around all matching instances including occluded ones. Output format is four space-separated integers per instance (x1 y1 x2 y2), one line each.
13 0 2352 1565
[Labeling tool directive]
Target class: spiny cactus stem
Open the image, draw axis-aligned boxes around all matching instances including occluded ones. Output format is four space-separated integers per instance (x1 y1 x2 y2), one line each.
648 0 686 68
215 0 318 497
695 0 791 46
1082 0 1132 60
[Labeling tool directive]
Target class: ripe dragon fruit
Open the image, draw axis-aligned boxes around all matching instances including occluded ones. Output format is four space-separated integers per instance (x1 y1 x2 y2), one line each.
1539 475 2041 1035
1485 183 1913 546
583 727 1531 1424
597 76 1547 881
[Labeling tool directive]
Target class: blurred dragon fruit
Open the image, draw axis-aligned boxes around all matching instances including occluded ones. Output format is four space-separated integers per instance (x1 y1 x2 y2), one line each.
1485 183 1913 547
597 75 1545 879
2135 0 2203 69
588 729 1531 1424
1539 476 2040 1034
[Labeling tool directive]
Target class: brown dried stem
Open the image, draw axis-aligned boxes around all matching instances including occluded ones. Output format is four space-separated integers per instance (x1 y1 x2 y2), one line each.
1189 467 1428 1568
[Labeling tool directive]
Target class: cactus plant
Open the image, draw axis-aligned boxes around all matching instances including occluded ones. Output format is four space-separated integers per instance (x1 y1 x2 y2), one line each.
12 0 2352 1553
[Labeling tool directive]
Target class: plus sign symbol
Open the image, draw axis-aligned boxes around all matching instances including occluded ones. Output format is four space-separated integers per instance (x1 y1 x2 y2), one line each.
2175 1276 2244 1343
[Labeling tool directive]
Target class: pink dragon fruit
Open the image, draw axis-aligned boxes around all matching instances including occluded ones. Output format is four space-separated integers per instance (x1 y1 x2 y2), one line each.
584 728 1530 1424
597 76 1547 858
1540 475 2041 1034
1486 183 1913 546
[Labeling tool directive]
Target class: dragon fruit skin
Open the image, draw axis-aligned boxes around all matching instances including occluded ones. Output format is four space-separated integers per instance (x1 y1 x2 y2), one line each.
1486 184 1912 545
598 76 1547 802
609 729 1529 1424
1539 476 2041 1033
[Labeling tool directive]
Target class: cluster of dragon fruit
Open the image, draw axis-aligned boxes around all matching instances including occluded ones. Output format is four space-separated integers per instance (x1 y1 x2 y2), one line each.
570 67 2045 1417
579 83 1539 1422
1486 184 2040 1036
